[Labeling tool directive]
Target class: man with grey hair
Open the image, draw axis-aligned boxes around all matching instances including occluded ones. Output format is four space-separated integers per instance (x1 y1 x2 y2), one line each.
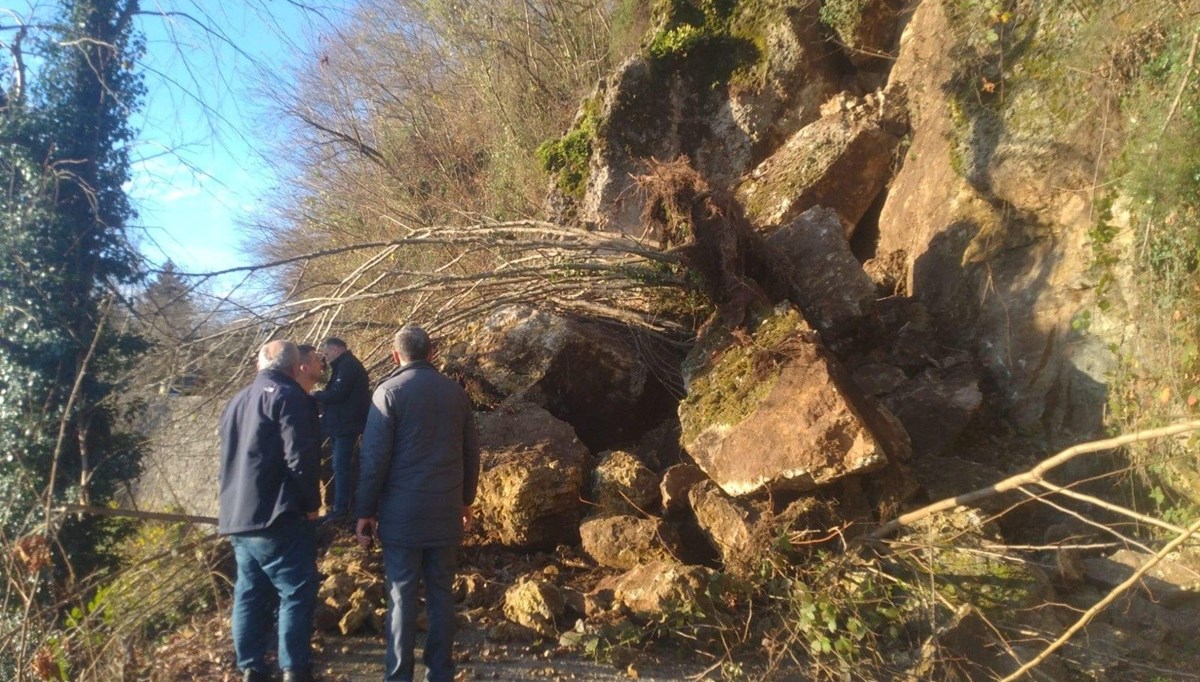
356 325 480 682
219 340 322 682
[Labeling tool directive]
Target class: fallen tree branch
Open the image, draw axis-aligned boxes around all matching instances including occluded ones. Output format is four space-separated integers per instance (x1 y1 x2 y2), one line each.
999 515 1200 681
56 503 217 526
869 420 1200 540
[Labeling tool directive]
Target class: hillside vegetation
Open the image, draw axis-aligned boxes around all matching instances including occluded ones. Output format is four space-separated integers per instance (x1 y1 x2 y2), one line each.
8 1 1200 680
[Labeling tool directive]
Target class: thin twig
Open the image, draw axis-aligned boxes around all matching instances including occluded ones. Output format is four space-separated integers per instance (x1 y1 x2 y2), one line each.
869 421 1200 540
999 516 1200 681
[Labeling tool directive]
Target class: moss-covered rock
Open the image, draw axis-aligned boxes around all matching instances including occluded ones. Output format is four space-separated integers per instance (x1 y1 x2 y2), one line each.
678 305 910 496
578 1 840 235
902 510 1053 619
736 91 906 233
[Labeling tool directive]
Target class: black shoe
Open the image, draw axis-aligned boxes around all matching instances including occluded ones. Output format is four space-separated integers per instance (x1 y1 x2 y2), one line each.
243 670 271 682
282 669 313 682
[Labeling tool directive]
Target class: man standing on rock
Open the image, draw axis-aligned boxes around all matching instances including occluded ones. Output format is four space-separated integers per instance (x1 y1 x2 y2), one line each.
314 336 371 521
219 340 322 682
356 325 480 682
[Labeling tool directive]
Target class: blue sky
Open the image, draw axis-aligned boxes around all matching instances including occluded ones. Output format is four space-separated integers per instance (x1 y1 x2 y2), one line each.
126 2 348 276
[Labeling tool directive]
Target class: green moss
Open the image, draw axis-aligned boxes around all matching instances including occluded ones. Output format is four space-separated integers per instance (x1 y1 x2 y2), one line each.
902 514 1046 619
679 307 806 444
536 96 602 199
644 0 761 88
930 549 1044 614
739 126 845 222
818 0 871 48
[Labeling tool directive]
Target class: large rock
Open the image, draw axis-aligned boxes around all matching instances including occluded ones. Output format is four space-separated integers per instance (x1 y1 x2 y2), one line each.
578 56 671 238
579 515 681 570
905 605 1066 682
688 481 754 571
660 464 709 516
590 450 660 516
851 363 909 397
678 306 911 496
1082 549 1200 608
881 363 983 458
720 0 842 162
631 418 685 473
503 579 565 639
443 304 674 450
475 400 590 547
877 0 1118 438
594 561 719 620
131 396 222 518
737 91 905 234
578 2 840 236
759 206 880 351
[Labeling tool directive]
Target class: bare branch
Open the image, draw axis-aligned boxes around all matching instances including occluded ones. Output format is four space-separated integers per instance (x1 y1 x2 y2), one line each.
869 420 1200 540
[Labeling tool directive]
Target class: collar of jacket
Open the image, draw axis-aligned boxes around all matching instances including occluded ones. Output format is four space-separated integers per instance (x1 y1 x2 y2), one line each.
259 368 303 390
329 350 353 369
384 360 434 381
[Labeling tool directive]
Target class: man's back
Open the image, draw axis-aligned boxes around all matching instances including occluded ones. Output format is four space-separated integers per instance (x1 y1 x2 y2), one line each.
218 369 321 535
357 361 480 547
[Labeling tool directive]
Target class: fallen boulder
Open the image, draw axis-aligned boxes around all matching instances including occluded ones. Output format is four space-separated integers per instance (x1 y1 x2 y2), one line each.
594 561 719 620
736 94 904 234
678 306 911 496
851 363 909 397
905 604 1066 682
503 579 565 639
1082 549 1200 608
579 514 681 570
590 450 660 516
660 464 709 516
688 480 754 571
820 0 907 69
475 400 590 547
759 206 880 351
881 363 983 458
442 304 675 449
577 2 841 236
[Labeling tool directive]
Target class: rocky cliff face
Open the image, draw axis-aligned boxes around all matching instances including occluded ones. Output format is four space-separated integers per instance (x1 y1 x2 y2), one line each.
553 0 1140 446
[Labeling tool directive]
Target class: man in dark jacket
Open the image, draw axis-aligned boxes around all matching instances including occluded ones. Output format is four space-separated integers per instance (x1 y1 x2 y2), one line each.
219 340 322 682
314 337 371 518
356 326 480 682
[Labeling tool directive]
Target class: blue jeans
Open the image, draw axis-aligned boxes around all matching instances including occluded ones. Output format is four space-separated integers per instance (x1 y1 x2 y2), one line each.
229 516 318 675
330 434 357 513
382 544 458 682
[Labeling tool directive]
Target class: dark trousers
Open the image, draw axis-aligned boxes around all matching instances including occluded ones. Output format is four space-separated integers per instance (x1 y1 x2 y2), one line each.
382 544 458 682
330 434 357 513
229 516 318 675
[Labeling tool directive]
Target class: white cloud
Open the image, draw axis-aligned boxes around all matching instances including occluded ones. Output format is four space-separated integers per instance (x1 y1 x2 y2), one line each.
161 186 203 203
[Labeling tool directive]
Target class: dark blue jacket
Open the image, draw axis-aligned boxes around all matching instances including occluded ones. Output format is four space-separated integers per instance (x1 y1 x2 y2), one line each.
218 369 322 535
356 361 480 547
313 351 371 437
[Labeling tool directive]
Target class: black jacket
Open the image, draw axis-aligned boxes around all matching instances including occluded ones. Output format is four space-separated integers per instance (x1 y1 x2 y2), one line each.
356 361 480 547
218 369 322 535
313 351 371 437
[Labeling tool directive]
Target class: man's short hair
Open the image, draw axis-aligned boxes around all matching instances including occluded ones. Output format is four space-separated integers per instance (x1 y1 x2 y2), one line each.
257 340 299 372
297 343 318 357
394 325 431 362
321 337 348 351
